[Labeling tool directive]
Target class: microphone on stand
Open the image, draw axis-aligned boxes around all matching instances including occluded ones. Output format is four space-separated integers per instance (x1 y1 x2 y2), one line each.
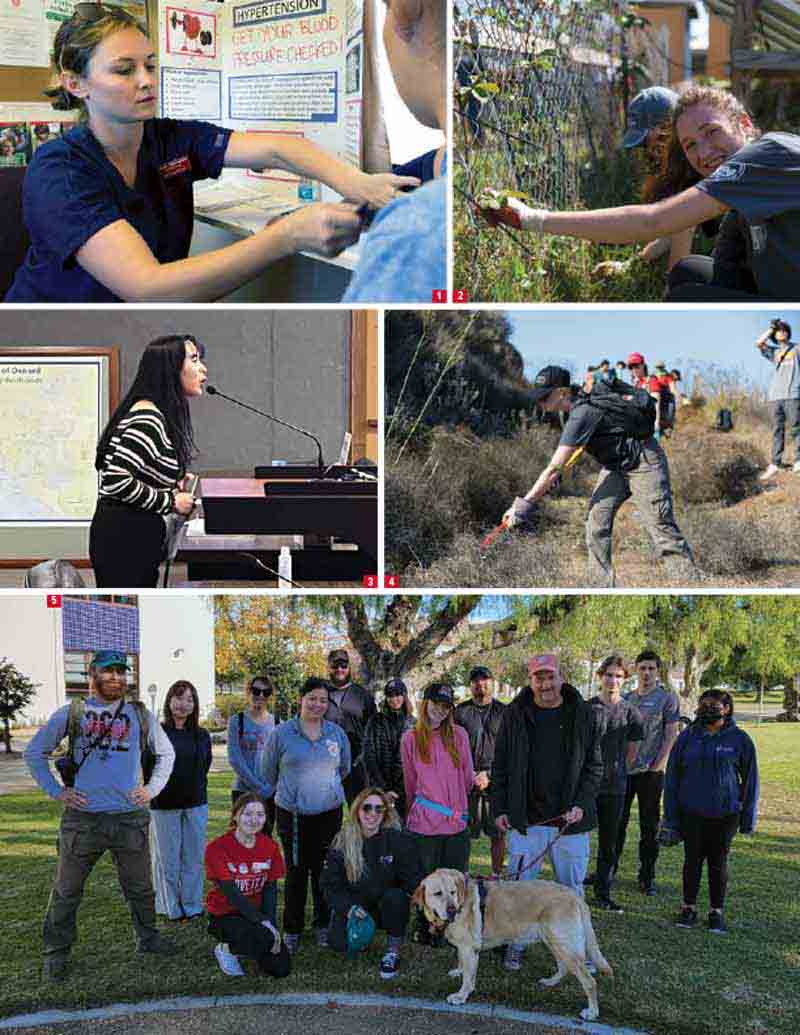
206 386 324 473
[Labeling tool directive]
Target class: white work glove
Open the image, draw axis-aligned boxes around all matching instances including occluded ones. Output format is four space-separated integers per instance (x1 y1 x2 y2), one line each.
476 190 547 233
502 496 535 529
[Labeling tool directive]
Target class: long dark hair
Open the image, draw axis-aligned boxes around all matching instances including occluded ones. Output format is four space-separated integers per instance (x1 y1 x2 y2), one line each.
162 679 200 731
95 335 203 472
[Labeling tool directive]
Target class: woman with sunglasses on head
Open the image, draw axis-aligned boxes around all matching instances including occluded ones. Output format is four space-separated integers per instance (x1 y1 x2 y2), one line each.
4 5 417 303
320 786 421 979
258 677 350 955
401 682 475 944
363 679 416 820
205 793 291 979
150 680 212 922
89 334 206 588
662 690 758 935
227 675 277 835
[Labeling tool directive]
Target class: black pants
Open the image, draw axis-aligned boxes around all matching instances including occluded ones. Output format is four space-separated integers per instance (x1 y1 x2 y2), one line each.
342 759 368 806
412 828 471 878
680 812 739 910
770 399 800 466
327 887 410 952
231 790 276 838
208 913 291 977
89 499 165 589
616 771 664 881
594 793 626 899
664 256 766 302
275 805 342 934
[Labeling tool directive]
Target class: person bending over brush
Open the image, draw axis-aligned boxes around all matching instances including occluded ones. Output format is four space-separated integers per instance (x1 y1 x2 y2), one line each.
479 85 800 302
501 366 698 587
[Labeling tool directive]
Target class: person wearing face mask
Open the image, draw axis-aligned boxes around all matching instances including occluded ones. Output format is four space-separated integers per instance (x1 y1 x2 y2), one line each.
227 675 277 835
258 677 351 955
490 653 602 972
149 680 212 922
662 690 758 935
23 649 176 982
362 678 416 819
616 651 681 897
89 334 207 588
478 84 800 302
324 649 376 805
401 682 475 944
454 666 507 877
205 793 291 979
320 786 421 979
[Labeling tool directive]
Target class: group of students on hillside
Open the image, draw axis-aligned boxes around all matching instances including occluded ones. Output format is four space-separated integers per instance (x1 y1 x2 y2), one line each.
25 645 758 986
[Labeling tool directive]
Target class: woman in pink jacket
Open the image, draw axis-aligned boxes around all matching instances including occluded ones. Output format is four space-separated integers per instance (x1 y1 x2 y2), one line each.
401 682 475 944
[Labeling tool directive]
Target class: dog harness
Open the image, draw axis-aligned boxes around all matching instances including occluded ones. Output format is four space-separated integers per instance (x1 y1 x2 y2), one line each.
414 795 469 823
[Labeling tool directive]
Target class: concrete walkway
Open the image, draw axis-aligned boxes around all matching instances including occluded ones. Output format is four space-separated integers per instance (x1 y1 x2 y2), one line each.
0 993 649 1035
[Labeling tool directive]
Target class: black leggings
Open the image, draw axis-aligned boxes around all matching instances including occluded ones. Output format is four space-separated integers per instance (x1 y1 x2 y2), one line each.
275 805 343 934
208 913 291 977
594 793 626 899
681 812 739 910
664 256 767 302
89 499 165 588
327 887 410 952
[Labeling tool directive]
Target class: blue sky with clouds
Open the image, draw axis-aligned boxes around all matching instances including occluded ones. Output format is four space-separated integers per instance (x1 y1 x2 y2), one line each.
507 309 797 391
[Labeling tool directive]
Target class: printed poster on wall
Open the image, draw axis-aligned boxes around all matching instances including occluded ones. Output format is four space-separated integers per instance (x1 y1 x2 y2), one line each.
0 0 48 67
159 0 223 121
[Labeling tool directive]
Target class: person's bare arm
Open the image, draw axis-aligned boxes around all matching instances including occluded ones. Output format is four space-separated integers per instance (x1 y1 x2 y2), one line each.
523 444 579 503
224 132 418 208
666 227 695 270
652 721 680 772
75 207 361 302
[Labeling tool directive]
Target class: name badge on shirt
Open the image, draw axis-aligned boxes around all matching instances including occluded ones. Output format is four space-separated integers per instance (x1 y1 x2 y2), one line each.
159 156 192 179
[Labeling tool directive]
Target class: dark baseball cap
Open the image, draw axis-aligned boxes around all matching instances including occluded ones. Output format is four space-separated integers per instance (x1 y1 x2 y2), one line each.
328 648 349 665
530 365 571 405
384 678 407 697
91 649 130 670
423 682 455 706
622 86 678 149
469 666 492 681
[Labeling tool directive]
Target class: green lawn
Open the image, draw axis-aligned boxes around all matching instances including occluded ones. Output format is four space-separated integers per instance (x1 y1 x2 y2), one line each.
1 724 798 1034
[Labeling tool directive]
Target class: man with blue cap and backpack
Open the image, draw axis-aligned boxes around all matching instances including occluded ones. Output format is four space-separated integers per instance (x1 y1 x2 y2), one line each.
501 366 697 587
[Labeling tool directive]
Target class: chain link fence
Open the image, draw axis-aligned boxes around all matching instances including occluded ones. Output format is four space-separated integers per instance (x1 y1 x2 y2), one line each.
454 1 666 298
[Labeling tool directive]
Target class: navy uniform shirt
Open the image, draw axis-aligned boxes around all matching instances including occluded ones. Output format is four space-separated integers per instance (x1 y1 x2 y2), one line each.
5 118 232 302
696 132 800 301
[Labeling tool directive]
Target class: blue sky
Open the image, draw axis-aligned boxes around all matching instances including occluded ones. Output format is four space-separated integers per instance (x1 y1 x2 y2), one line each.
507 309 795 391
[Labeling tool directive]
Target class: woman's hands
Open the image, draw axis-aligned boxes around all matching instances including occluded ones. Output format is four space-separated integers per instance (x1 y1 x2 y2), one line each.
349 171 420 209
280 203 363 257
173 491 195 516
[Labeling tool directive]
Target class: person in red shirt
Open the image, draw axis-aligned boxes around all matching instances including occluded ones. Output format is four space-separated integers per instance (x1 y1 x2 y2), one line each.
205 792 291 978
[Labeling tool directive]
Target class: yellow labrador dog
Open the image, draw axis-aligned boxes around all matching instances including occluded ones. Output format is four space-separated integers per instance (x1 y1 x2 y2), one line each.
413 868 612 1021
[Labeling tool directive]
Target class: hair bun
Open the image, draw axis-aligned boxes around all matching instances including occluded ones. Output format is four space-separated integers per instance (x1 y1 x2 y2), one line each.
44 84 80 111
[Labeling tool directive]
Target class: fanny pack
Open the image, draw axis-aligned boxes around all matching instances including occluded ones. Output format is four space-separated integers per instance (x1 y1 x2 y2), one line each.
414 795 468 824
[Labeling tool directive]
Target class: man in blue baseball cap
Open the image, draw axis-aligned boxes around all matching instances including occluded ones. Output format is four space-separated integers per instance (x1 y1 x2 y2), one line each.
24 648 176 981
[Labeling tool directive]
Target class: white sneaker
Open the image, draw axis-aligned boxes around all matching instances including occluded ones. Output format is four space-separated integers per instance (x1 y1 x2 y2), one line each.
793 460 800 473
214 942 245 977
760 464 780 480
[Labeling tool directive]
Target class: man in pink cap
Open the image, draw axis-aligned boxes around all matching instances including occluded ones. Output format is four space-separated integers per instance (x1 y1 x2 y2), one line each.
490 652 603 971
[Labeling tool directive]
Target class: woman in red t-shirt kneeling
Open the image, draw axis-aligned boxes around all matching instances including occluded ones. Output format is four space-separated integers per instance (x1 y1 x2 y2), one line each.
205 792 291 978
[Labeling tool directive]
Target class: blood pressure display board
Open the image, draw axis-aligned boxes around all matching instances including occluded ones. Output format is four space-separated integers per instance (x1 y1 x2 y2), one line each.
159 0 363 207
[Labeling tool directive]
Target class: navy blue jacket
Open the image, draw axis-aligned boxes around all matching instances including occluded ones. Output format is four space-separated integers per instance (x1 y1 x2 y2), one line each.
663 718 758 833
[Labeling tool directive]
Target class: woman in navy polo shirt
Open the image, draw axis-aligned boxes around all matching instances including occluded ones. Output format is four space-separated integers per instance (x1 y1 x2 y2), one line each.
4 4 417 303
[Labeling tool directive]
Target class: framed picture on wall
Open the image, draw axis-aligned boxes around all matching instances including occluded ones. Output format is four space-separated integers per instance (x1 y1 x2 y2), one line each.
0 347 119 530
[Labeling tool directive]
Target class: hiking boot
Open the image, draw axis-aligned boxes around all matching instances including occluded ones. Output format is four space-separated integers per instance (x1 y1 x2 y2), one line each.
595 896 624 914
503 945 524 971
214 942 245 976
760 463 780 480
42 955 69 983
284 933 300 956
675 907 697 929
379 949 400 979
138 934 176 955
707 911 728 934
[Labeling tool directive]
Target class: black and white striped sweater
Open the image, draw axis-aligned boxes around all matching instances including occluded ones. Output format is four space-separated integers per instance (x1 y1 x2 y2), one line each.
97 409 182 515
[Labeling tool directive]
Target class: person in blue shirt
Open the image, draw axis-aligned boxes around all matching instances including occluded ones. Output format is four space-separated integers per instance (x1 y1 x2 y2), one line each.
227 675 277 834
662 690 759 934
4 4 416 303
343 0 446 303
